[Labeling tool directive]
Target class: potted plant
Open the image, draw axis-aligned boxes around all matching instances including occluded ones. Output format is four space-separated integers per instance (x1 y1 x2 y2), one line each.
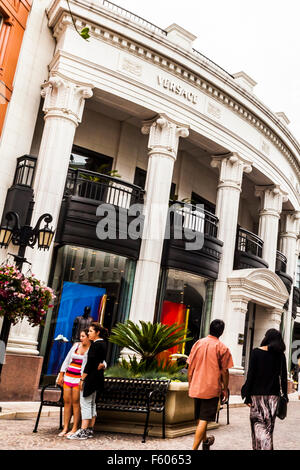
95 320 217 438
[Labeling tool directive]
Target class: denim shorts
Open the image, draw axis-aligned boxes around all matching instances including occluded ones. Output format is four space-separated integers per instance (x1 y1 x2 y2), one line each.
80 390 97 420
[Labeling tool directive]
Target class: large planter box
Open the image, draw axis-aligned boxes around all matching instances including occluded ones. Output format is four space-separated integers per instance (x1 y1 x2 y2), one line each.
95 381 219 438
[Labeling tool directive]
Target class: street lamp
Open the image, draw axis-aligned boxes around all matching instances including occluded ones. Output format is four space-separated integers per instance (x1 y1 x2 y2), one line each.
0 203 55 382
0 211 54 254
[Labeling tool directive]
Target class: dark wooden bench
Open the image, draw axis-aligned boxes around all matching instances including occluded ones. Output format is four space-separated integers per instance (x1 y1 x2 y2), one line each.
96 377 171 442
33 384 64 433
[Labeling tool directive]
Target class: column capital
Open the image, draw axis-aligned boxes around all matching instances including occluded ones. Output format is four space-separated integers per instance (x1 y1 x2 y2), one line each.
280 211 300 239
141 113 189 160
210 152 252 191
255 184 288 217
265 307 282 326
41 73 94 126
231 298 249 315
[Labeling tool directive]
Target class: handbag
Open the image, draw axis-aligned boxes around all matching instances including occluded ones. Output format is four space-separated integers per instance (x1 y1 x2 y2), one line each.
276 355 287 420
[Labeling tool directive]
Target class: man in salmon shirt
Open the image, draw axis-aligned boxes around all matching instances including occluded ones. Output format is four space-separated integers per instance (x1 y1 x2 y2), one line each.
187 319 233 450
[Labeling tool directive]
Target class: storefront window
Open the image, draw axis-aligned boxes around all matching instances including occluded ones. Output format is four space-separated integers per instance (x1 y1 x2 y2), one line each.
158 269 209 358
40 245 136 381
69 145 113 173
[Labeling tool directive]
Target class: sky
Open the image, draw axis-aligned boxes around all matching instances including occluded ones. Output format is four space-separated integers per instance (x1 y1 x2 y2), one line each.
108 0 300 143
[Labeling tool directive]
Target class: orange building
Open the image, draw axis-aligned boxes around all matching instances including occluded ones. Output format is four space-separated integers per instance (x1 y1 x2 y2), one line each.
0 0 32 137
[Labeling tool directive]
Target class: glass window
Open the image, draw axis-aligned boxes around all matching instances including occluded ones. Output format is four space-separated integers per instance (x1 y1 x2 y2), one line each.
158 269 211 358
297 257 300 289
69 145 113 173
39 246 136 382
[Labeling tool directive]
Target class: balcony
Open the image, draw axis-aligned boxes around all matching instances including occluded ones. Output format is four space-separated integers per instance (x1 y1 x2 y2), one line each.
162 201 223 280
234 228 268 270
65 168 145 207
55 169 145 259
275 250 293 295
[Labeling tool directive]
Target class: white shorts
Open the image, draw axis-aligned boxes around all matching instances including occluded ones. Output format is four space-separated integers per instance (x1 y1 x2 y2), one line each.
80 391 97 420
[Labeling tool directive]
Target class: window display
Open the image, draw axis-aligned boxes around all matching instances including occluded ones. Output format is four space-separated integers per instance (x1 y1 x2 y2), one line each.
158 269 210 360
40 245 136 379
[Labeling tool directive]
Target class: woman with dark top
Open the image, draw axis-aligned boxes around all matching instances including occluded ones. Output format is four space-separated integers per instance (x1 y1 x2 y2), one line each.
241 329 288 450
68 322 108 440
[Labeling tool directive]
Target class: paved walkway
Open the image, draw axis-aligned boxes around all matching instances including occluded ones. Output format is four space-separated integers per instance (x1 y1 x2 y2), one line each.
0 395 299 450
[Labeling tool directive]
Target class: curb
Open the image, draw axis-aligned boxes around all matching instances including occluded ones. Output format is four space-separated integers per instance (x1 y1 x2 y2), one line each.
0 410 60 420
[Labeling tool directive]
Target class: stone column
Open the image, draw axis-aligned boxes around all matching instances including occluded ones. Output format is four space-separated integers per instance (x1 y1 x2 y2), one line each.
7 73 93 356
253 306 283 348
128 114 189 324
227 298 248 372
210 153 252 320
279 211 300 362
255 185 288 271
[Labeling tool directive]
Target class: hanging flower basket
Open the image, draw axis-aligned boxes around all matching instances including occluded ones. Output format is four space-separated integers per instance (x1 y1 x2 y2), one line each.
0 264 55 326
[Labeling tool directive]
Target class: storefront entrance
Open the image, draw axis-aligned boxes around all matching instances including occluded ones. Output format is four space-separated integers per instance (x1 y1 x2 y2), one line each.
242 302 256 373
39 245 136 383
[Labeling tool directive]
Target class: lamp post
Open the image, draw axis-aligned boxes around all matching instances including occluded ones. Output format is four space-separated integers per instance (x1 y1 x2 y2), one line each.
0 200 55 381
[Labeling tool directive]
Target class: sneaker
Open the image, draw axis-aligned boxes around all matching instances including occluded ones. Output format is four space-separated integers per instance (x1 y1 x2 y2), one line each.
86 428 94 439
202 435 215 450
67 429 89 440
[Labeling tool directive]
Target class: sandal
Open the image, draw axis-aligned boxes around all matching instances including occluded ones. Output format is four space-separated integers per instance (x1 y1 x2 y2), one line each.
58 431 68 437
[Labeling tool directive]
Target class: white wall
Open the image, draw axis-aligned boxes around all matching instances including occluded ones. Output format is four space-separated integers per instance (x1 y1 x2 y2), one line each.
0 0 55 224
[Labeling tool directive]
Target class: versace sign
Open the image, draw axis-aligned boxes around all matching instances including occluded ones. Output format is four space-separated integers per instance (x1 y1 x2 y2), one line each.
157 75 198 104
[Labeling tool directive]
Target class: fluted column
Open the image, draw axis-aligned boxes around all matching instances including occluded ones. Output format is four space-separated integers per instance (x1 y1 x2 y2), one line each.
129 114 189 323
255 185 288 271
279 211 300 359
7 73 93 356
210 153 252 320
228 298 248 371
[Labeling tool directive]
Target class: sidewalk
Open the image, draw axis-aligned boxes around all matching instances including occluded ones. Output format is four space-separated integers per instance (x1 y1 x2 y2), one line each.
0 400 300 450
0 392 297 420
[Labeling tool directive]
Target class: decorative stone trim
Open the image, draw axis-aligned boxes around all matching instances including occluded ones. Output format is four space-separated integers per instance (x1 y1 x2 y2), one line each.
211 153 252 191
49 9 300 179
41 73 93 125
255 185 289 217
228 268 289 309
141 113 189 160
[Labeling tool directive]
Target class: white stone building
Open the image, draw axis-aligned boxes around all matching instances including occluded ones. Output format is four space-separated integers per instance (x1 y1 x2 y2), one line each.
0 0 299 399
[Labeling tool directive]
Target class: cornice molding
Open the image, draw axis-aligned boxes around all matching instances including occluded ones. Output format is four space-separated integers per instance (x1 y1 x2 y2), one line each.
47 5 300 179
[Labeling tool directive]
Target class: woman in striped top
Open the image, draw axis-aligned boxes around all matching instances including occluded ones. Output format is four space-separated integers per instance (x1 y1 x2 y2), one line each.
57 329 90 437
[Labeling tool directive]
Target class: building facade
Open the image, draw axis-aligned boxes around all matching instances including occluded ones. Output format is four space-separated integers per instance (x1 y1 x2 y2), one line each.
0 0 299 399
0 0 32 136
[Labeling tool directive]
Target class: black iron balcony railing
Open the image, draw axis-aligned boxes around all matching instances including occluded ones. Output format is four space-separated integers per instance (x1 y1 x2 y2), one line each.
275 250 287 273
101 0 167 36
64 168 145 208
170 200 218 238
236 228 264 258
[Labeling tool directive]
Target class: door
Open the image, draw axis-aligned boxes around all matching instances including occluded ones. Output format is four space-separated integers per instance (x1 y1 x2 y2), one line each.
242 302 256 374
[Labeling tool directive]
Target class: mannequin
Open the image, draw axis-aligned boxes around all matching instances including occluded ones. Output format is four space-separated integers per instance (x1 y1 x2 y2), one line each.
72 306 94 342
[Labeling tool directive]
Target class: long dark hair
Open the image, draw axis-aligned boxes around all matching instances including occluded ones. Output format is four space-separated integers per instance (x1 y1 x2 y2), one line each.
260 328 286 354
90 322 109 340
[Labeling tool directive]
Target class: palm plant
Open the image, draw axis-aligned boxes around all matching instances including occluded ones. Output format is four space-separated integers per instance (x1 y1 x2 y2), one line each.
109 320 192 369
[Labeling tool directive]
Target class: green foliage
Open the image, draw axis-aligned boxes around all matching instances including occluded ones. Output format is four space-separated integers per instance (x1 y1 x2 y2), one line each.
109 320 192 368
105 356 188 382
80 164 122 182
80 27 90 40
